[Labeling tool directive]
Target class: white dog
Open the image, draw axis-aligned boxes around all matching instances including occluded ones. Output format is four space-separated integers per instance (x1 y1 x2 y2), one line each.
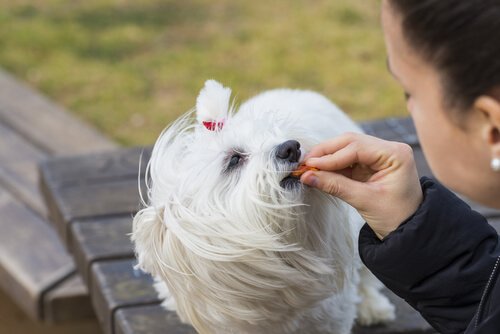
132 80 396 334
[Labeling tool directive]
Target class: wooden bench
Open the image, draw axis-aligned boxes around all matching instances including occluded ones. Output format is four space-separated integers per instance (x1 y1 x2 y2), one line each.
40 116 500 334
0 68 118 324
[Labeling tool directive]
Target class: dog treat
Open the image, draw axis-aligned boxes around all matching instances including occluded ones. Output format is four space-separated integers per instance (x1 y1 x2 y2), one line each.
290 164 319 178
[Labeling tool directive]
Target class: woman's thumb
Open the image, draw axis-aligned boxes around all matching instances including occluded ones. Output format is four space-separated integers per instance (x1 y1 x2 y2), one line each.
301 170 362 206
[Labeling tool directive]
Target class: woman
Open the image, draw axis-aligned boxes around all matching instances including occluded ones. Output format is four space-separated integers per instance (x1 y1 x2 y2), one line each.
301 0 500 333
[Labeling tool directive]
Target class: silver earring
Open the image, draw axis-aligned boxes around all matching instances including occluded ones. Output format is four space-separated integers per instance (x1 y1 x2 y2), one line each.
492 157 500 172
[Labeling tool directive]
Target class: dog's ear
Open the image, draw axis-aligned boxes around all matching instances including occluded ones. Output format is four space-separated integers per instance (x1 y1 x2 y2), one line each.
196 80 232 131
131 205 166 276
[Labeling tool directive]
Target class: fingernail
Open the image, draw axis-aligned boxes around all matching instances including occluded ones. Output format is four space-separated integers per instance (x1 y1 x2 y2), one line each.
302 174 318 187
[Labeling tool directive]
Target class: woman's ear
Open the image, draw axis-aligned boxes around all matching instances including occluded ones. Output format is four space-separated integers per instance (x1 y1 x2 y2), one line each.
474 94 500 161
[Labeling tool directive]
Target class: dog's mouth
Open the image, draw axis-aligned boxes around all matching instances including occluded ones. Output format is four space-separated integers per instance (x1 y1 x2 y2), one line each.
280 163 302 189
280 163 318 189
280 174 301 189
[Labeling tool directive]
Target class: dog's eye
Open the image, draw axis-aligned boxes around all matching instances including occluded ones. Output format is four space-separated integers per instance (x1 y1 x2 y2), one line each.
228 154 242 169
224 149 247 173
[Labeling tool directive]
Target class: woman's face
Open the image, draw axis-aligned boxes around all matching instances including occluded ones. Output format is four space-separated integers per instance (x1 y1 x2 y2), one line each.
381 1 499 207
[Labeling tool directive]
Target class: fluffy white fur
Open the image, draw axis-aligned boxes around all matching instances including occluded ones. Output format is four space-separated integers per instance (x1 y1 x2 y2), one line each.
132 81 396 334
196 79 232 124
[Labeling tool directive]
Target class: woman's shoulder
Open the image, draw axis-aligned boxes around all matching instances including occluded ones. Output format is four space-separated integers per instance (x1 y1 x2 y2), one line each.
466 255 500 333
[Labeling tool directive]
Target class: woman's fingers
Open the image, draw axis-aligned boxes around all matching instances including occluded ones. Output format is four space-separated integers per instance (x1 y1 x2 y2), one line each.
306 132 359 159
301 132 423 239
306 133 409 174
301 170 367 206
306 144 359 171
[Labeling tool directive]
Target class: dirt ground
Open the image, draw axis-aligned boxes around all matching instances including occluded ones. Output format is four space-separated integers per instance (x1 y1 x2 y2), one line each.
0 289 101 334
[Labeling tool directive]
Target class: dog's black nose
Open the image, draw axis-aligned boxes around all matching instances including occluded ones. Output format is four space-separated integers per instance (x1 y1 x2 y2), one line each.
276 140 301 163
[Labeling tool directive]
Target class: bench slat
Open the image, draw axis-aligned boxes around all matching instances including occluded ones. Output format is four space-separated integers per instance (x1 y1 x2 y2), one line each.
113 293 436 334
0 188 75 319
40 147 149 246
360 117 418 146
84 238 435 334
91 259 160 334
115 305 195 334
0 122 48 218
71 216 135 285
43 274 95 323
0 287 101 334
0 69 117 155
41 147 151 187
0 68 120 324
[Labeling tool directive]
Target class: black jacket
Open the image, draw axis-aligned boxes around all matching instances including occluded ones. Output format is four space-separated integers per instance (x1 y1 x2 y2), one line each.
358 177 500 334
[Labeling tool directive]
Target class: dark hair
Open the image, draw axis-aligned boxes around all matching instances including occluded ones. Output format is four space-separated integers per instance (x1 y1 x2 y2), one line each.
388 0 500 114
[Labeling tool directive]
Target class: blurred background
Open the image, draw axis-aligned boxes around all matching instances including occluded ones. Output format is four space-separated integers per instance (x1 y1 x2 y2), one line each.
0 0 406 146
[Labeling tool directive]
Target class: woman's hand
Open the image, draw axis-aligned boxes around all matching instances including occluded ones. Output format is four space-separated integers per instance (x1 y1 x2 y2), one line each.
301 132 423 239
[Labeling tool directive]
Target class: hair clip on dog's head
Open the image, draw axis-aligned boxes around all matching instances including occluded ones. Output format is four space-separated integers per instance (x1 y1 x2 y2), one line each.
196 80 231 132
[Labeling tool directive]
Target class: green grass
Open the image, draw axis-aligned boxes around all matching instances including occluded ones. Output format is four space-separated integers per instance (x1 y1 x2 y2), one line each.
0 0 407 146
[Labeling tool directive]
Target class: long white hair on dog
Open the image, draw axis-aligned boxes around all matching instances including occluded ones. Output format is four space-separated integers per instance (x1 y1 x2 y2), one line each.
132 81 361 333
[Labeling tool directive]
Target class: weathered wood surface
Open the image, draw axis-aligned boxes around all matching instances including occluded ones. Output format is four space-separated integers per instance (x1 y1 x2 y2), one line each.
361 117 419 146
43 274 95 323
39 116 500 334
0 121 48 218
0 287 101 334
0 188 74 319
0 68 117 155
0 68 117 324
99 259 435 334
115 305 196 334
114 304 433 334
71 216 135 285
40 147 150 247
361 118 433 178
91 259 160 334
